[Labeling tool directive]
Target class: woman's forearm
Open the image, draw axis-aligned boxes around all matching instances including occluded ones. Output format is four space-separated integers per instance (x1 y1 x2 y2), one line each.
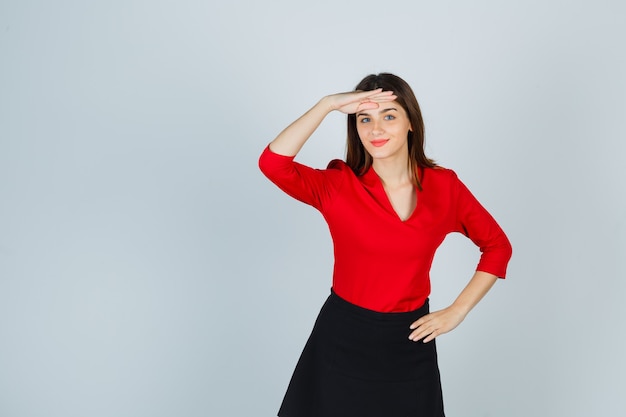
409 271 498 343
449 270 498 317
268 97 333 157
268 89 396 157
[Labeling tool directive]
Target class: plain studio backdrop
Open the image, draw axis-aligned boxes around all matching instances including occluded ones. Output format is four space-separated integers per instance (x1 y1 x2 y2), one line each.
1 1 625 416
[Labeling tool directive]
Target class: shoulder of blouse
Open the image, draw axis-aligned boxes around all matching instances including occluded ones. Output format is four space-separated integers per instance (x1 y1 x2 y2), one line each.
259 146 347 172
421 165 460 188
327 158 350 171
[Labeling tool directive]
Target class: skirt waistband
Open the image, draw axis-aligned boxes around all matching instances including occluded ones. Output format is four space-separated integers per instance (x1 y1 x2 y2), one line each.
328 288 429 322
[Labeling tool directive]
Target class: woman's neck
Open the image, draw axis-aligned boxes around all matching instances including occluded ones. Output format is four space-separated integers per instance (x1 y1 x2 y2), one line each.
372 157 412 188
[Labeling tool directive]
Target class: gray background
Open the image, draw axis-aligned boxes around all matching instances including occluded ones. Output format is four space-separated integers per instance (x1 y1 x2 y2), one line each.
1 1 625 416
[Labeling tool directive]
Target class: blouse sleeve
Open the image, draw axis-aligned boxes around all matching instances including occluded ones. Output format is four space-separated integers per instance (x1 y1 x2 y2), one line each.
453 172 513 278
258 145 345 211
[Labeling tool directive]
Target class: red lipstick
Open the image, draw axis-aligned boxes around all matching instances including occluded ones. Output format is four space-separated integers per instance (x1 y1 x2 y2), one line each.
371 139 389 147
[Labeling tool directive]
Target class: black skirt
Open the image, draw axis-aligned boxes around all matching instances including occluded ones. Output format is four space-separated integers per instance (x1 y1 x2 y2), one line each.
279 290 445 417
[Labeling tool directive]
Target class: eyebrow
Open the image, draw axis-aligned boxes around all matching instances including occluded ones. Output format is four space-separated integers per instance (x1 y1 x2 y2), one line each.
356 107 398 117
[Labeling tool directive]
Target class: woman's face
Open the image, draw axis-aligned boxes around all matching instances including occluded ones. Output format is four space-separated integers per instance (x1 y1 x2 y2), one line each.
355 101 412 162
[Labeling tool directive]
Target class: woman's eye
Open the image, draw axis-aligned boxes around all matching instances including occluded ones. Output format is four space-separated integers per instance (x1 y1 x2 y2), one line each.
384 115 395 120
360 117 370 123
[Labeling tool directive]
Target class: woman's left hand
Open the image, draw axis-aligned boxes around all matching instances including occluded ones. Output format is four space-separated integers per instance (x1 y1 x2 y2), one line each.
408 306 467 343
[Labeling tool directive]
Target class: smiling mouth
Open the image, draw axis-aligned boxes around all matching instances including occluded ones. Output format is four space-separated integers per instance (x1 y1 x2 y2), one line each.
370 139 390 147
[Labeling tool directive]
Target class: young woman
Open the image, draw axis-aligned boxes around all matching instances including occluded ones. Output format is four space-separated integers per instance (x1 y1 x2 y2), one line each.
259 73 512 417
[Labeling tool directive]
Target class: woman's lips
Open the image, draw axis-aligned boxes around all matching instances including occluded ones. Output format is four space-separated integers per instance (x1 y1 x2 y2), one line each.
370 139 390 147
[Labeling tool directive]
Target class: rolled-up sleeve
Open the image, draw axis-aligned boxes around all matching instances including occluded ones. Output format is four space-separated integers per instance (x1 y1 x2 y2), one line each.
258 145 344 211
453 173 512 278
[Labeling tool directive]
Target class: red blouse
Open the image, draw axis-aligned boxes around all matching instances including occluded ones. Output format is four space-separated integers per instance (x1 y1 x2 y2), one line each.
259 146 512 312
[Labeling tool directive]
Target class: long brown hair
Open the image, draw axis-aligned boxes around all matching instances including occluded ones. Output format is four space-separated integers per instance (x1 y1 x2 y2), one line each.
346 73 436 190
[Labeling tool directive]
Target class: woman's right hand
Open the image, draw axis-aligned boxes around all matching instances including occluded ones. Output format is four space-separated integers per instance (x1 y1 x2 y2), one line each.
268 89 396 157
324 89 397 115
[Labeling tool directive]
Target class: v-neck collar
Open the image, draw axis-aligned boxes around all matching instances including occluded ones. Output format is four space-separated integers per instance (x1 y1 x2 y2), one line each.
361 167 418 223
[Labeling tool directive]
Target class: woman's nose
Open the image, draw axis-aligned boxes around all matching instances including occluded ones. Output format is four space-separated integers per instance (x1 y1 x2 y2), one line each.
371 122 383 136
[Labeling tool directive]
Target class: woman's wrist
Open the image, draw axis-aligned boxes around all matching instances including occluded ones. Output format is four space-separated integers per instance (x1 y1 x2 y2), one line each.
318 95 337 113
